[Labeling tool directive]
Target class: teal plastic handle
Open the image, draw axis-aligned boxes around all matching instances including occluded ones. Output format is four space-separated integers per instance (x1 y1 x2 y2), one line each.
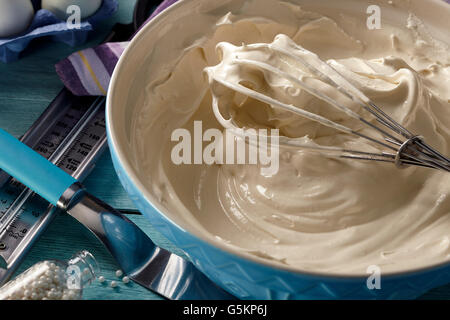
0 128 77 206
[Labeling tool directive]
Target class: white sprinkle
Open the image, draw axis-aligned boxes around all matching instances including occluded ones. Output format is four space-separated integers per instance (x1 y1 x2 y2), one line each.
122 276 130 284
115 270 123 278
0 259 87 300
98 276 106 283
110 281 118 288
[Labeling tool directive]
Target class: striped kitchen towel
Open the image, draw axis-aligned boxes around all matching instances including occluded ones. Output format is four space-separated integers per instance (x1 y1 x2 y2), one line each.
56 41 127 95
55 0 179 96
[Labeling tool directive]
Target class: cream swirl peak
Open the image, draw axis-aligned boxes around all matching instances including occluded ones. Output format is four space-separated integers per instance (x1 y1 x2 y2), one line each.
135 0 450 274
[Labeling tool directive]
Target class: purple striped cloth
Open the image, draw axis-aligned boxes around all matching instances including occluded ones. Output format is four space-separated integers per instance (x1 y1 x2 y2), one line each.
57 0 450 96
56 0 179 96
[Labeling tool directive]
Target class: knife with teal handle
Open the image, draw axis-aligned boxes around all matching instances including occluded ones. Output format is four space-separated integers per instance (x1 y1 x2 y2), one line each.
0 128 76 206
0 128 235 299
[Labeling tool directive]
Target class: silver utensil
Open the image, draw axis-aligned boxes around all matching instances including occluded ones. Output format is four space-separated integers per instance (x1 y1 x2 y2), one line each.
206 34 450 171
0 127 235 299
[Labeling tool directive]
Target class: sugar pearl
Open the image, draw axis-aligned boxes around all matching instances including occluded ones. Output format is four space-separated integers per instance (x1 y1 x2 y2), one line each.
0 260 82 300
110 281 118 288
115 270 123 278
122 276 130 284
98 276 105 283
45 270 54 277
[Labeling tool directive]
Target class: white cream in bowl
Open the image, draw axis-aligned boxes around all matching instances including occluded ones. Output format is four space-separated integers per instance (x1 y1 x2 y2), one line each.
130 0 450 275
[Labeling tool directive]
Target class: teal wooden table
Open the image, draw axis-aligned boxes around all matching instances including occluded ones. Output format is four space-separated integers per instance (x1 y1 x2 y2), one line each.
0 0 449 300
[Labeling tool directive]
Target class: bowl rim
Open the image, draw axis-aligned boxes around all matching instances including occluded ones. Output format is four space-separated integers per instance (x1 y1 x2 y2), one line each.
106 0 450 280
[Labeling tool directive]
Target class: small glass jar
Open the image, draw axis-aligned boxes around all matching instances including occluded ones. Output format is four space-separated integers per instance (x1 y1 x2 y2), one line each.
0 250 98 300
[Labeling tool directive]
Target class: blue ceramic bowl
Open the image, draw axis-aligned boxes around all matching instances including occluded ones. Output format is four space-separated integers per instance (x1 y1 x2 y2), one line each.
106 0 450 299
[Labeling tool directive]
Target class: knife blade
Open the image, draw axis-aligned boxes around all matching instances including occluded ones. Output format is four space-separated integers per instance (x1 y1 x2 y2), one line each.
0 128 236 299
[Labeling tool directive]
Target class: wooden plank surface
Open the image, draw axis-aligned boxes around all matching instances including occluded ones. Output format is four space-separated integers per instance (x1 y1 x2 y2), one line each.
0 0 449 300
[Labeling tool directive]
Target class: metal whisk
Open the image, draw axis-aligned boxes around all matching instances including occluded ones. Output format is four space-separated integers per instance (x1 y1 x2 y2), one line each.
205 34 450 171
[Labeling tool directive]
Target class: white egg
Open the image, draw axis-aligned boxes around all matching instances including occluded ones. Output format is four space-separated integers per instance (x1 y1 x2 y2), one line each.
42 0 103 20
0 0 34 38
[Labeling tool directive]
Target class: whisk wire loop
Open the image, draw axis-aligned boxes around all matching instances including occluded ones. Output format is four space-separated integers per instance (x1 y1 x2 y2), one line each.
206 35 450 171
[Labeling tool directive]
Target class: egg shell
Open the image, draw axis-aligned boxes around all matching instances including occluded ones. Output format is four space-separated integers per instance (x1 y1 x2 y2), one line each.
0 0 34 38
41 0 103 20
